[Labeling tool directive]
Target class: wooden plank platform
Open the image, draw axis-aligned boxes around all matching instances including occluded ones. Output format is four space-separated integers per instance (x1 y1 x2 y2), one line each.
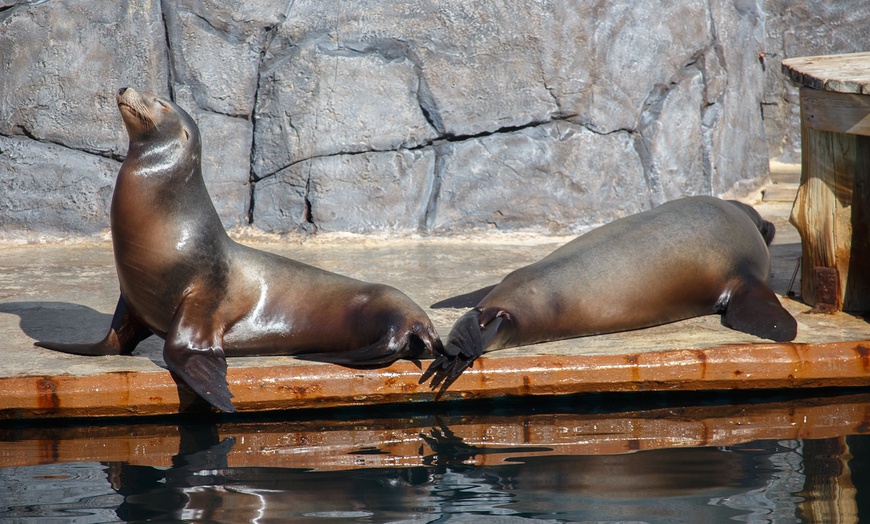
1 200 869 419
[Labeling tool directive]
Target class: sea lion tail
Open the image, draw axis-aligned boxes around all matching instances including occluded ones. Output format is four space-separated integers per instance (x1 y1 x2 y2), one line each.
412 321 445 358
759 220 776 246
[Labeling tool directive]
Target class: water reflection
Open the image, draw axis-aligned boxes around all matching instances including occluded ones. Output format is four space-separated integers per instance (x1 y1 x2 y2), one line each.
2 390 870 522
94 431 782 522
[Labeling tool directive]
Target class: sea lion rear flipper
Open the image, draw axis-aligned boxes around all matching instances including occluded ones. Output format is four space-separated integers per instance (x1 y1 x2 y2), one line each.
300 322 443 367
431 285 498 309
35 296 152 356
722 278 797 342
163 310 235 413
299 339 404 367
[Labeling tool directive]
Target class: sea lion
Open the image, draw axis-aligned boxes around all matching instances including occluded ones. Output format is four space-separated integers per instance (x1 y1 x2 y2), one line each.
425 196 797 380
36 88 442 413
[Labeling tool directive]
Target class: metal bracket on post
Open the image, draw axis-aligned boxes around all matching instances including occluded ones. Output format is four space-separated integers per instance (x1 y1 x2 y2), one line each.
812 266 840 313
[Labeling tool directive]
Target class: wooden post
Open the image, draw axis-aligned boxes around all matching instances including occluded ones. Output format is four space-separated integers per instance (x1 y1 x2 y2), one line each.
789 87 870 312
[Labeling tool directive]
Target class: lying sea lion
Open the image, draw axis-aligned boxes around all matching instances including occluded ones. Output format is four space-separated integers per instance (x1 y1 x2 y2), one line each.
36 88 442 412
426 196 797 379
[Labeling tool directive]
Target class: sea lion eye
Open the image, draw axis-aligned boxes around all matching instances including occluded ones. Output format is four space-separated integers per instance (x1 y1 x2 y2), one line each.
183 129 190 140
155 99 168 108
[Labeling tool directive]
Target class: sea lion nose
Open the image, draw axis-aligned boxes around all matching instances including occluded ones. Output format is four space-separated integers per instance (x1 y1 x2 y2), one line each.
118 87 128 96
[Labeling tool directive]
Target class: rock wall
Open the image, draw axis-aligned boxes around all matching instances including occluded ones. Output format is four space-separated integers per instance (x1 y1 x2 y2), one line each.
0 0 857 238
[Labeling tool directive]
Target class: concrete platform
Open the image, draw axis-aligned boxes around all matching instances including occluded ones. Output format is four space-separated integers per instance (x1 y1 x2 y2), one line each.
2 197 869 419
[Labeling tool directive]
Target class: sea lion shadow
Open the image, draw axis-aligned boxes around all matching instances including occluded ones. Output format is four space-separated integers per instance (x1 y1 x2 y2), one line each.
0 301 165 366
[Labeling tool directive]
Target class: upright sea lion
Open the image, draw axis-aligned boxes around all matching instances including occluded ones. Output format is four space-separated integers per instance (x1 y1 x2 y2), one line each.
426 196 797 380
36 88 442 413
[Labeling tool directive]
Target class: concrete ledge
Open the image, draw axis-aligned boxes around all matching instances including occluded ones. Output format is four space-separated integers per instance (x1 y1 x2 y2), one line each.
3 340 870 419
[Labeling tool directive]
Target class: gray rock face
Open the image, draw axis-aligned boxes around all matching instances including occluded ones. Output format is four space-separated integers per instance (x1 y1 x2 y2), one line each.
253 41 440 179
0 136 118 235
163 0 281 118
431 123 648 232
255 149 435 233
2 0 862 238
706 0 769 196
638 69 707 205
0 1 168 157
194 110 253 229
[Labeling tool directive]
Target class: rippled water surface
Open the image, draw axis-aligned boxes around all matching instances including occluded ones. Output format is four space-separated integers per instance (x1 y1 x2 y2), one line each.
3 391 869 523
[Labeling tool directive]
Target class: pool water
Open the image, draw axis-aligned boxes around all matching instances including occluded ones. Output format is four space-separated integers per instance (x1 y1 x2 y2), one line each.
3 390 869 523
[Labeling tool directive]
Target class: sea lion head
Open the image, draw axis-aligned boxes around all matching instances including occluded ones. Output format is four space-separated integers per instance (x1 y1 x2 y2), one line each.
116 87 199 153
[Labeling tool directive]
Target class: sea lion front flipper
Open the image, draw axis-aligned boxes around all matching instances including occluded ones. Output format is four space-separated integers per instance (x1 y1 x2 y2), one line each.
721 277 797 342
431 285 498 309
35 296 152 356
422 307 506 382
163 308 235 413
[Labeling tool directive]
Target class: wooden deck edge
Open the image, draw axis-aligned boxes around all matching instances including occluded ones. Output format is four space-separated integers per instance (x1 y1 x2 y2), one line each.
2 340 870 419
2 392 870 469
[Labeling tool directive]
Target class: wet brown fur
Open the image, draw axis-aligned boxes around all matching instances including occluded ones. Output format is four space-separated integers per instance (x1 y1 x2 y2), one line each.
425 196 797 384
36 88 443 413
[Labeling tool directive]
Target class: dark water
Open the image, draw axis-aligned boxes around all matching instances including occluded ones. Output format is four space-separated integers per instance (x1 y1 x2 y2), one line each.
3 390 870 523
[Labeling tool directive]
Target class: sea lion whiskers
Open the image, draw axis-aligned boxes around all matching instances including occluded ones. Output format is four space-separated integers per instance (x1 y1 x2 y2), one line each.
118 96 155 130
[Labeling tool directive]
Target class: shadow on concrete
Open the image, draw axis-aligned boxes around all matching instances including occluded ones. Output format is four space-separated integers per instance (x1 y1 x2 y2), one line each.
0 301 165 364
0 301 112 343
